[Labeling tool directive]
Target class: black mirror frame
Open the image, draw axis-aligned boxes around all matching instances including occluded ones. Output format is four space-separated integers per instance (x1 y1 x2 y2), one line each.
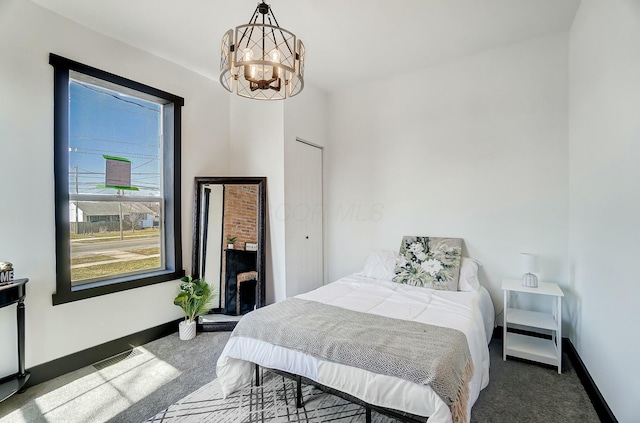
192 176 267 331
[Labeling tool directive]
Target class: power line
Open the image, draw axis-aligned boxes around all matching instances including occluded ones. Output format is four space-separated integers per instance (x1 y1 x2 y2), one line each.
133 158 157 170
70 98 160 118
71 149 159 160
70 173 160 177
71 135 160 148
73 82 160 112
73 168 159 175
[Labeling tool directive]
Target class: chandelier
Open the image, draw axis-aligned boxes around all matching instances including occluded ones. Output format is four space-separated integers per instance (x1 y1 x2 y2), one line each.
220 1 305 100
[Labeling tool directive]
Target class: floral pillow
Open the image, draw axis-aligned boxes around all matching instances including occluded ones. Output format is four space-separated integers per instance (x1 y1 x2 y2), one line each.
392 236 463 291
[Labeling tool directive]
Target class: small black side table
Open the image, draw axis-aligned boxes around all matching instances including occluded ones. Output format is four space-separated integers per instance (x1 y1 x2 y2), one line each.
0 278 29 402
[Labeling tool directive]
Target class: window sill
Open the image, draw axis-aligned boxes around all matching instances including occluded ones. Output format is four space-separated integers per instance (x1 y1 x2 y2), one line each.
52 269 185 306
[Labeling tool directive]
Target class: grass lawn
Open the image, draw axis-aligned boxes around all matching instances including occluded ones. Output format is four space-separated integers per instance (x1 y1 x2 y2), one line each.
71 228 160 242
71 257 161 282
71 254 117 266
125 247 160 256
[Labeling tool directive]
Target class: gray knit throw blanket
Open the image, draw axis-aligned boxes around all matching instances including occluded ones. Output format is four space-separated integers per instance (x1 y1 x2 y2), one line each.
231 298 474 423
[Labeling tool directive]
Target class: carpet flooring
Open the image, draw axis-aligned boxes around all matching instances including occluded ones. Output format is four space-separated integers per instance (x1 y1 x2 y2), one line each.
0 332 600 423
147 369 379 423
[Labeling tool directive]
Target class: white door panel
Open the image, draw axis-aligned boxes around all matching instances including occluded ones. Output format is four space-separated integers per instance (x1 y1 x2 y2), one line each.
287 140 323 296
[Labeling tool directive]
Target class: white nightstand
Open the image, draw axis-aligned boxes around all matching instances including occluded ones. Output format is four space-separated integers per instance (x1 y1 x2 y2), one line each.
502 278 564 374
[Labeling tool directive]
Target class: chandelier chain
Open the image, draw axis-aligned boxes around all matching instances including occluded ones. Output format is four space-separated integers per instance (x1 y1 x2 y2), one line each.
262 10 266 61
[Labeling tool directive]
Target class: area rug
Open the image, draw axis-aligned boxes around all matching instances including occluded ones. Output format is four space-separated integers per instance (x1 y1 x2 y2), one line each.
146 370 397 422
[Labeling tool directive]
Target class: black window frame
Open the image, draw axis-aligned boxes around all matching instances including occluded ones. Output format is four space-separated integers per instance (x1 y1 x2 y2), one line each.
50 54 184 305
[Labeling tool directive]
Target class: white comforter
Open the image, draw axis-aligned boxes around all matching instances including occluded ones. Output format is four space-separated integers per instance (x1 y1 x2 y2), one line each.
217 275 493 423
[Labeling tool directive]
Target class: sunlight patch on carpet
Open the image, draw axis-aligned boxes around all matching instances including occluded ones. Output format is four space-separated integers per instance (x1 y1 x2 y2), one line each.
1 347 180 423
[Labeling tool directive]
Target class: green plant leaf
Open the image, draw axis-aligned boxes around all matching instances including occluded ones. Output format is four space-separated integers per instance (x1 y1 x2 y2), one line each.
174 276 218 322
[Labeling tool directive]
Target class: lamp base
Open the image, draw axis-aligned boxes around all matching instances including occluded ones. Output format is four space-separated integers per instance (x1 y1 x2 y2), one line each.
521 272 538 288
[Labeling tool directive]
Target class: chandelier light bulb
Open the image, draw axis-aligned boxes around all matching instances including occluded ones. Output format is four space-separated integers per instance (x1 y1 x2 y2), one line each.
243 48 254 62
269 49 280 63
269 49 280 79
243 48 255 80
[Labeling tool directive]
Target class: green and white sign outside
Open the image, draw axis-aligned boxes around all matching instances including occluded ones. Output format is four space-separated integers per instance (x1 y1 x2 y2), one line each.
99 155 138 191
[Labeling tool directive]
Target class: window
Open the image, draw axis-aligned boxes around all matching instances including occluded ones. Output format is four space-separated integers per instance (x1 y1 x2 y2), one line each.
50 54 184 305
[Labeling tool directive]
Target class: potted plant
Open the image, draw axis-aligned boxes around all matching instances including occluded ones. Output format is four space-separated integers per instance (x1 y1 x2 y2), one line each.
173 276 216 340
227 236 237 249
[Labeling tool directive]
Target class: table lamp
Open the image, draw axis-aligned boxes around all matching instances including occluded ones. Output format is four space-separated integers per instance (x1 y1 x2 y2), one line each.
520 253 538 288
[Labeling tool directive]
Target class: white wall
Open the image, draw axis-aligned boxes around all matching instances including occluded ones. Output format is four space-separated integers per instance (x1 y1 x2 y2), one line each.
0 0 230 377
228 85 329 303
284 85 329 295
326 33 570 322
569 1 640 421
229 96 286 304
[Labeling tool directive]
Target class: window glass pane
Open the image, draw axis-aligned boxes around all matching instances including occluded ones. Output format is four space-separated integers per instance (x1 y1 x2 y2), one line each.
69 80 161 197
69 200 163 286
68 79 164 285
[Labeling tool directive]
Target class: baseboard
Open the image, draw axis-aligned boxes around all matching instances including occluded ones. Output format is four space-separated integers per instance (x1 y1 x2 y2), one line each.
25 318 181 388
494 326 617 423
563 338 618 423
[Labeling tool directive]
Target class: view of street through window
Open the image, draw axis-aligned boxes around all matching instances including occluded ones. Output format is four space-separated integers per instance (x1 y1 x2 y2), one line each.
70 227 160 285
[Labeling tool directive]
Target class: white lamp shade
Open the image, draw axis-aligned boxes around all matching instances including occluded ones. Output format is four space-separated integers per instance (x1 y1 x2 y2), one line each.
520 253 538 273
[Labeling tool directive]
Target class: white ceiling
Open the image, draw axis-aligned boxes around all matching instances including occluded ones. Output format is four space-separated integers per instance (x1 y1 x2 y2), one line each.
31 0 581 92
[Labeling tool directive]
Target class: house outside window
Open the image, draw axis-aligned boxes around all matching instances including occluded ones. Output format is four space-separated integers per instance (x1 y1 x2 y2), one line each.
50 54 184 305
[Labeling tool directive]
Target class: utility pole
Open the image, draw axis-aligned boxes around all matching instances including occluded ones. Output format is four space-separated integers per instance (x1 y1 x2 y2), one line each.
74 164 79 234
118 189 124 241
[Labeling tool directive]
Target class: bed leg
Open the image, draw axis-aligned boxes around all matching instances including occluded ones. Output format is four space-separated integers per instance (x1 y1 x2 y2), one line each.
365 406 372 423
296 375 303 408
255 363 260 387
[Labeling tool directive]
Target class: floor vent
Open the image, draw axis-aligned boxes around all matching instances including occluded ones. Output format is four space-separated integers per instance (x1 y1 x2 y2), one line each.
93 348 142 370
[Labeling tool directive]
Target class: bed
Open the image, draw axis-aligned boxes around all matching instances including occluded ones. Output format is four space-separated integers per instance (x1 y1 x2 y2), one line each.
216 255 494 423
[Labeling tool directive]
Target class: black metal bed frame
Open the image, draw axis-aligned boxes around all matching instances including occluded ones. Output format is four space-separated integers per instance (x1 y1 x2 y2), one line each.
254 363 429 423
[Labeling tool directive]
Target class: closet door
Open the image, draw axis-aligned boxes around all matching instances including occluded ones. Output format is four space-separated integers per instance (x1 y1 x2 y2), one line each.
286 139 323 296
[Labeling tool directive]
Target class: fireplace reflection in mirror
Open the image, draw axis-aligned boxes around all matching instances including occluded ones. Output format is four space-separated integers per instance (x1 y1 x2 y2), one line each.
193 177 266 331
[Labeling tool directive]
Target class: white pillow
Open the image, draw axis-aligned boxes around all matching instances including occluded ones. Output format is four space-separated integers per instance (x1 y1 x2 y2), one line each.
356 250 398 281
458 257 482 291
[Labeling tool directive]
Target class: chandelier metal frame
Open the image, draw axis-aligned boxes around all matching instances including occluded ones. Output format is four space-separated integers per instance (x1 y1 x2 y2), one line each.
220 2 305 100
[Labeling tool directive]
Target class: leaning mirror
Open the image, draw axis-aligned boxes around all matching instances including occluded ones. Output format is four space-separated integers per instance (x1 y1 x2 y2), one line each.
192 177 266 331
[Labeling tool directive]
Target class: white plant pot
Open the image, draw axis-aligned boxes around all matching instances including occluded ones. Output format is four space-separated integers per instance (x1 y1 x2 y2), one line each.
179 320 197 340
228 244 234 249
